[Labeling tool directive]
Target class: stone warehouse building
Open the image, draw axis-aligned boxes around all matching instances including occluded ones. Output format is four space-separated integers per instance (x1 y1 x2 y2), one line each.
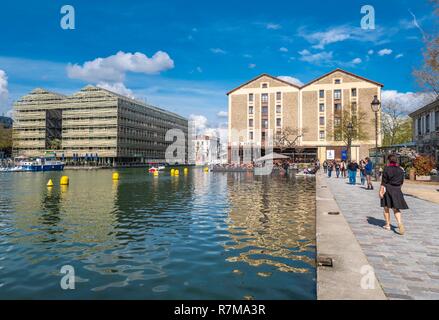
227 68 383 163
12 85 188 165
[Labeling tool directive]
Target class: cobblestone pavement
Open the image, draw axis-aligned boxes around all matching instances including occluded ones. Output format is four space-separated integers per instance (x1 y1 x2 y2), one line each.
324 174 439 300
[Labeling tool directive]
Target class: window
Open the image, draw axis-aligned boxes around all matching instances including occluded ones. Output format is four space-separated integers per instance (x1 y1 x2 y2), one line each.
249 131 254 140
319 103 325 112
262 119 268 129
319 90 325 98
426 114 430 133
334 117 341 127
276 92 282 100
334 79 341 84
261 93 268 103
261 83 268 88
249 106 253 114
249 93 254 102
351 88 357 97
319 116 325 126
351 102 357 113
276 118 281 127
262 132 266 140
418 118 422 135
262 106 268 115
334 89 341 99
319 130 325 140
435 111 439 131
334 103 342 112
276 105 282 113
249 119 254 127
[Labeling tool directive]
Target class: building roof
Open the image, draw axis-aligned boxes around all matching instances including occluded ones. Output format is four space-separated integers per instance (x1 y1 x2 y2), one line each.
226 68 384 95
300 68 384 88
226 73 301 95
409 98 439 118
15 85 187 122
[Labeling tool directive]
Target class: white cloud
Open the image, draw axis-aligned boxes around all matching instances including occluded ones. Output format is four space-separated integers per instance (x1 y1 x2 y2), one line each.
266 23 281 30
248 63 256 69
279 47 289 52
97 82 135 99
378 48 393 56
298 50 333 64
196 66 203 73
368 49 374 55
189 114 208 133
299 25 394 49
217 111 228 118
351 57 362 64
67 51 174 83
243 54 252 58
210 48 227 54
0 69 8 110
277 76 304 86
382 90 436 113
301 26 351 49
395 53 404 59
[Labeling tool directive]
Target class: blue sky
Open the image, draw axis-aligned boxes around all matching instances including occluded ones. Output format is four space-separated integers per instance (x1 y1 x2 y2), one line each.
0 0 436 127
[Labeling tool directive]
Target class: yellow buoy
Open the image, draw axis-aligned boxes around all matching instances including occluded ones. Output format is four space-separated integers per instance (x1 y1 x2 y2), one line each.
174 169 179 176
47 179 54 187
204 167 209 173
60 176 69 185
112 172 119 180
153 170 159 176
170 168 175 176
184 168 188 174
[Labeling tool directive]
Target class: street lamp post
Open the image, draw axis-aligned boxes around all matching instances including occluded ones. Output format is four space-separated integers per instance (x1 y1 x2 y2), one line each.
347 122 353 161
370 95 381 179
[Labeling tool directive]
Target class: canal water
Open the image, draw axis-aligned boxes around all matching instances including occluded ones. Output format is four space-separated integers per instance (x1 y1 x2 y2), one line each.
0 168 316 299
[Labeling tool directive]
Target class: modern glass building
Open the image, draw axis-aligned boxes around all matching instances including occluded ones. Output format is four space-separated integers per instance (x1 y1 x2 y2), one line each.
12 85 188 165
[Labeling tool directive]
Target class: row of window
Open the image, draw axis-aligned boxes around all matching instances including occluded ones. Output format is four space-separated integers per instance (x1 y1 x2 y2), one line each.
248 118 282 128
248 91 283 103
417 111 439 135
248 88 358 103
319 88 357 99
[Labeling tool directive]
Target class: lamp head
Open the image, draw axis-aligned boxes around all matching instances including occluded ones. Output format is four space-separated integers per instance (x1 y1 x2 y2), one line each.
371 95 381 112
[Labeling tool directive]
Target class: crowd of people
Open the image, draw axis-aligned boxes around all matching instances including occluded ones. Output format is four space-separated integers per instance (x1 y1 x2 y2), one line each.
322 158 375 190
322 155 408 236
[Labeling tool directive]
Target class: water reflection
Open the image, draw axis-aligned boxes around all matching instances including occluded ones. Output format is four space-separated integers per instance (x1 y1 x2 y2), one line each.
225 173 316 273
0 169 316 299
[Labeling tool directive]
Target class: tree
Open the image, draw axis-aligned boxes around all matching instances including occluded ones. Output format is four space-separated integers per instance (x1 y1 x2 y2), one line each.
274 127 307 153
413 0 439 98
381 100 413 146
0 126 12 156
327 108 369 160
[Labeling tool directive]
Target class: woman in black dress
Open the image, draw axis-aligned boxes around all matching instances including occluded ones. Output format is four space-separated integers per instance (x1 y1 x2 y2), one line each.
379 154 408 235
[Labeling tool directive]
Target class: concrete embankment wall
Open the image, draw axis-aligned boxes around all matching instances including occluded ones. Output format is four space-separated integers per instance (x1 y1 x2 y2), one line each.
315 174 386 300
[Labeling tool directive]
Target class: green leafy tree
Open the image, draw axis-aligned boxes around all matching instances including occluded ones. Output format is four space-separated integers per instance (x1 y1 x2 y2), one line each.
0 126 12 150
326 108 369 160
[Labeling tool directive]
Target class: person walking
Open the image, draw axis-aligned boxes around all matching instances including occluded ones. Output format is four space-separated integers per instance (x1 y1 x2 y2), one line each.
327 161 334 178
379 154 408 235
365 157 374 190
347 160 359 185
340 160 346 178
359 160 366 185
323 160 328 174
335 161 341 178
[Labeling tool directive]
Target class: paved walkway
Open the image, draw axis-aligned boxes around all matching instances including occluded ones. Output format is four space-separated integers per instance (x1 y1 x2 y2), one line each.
324 174 439 300
402 180 439 205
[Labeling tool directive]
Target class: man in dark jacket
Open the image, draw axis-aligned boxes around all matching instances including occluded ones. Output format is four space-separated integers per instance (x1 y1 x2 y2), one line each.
347 160 359 185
